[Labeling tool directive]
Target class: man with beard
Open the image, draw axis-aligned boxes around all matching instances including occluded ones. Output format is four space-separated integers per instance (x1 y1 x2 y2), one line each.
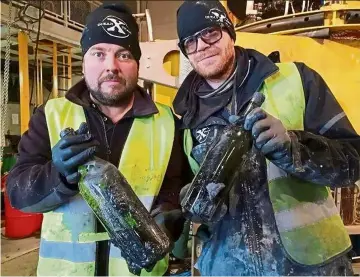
174 0 360 275
6 2 189 276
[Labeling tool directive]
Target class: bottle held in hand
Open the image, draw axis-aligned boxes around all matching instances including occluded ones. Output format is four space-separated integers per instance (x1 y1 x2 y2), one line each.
60 128 173 275
181 92 265 224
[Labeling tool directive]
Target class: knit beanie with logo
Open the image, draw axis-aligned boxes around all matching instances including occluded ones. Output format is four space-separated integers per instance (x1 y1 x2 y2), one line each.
80 2 141 61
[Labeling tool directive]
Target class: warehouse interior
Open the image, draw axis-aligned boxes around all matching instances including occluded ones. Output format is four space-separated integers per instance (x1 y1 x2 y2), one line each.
1 0 360 276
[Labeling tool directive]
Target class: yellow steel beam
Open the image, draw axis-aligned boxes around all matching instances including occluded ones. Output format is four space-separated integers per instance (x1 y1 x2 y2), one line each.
235 32 360 133
52 42 58 98
18 31 30 135
153 49 179 107
163 50 179 77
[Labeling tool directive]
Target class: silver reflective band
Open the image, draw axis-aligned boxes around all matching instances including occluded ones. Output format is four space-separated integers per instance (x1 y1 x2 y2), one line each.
319 112 345 135
275 196 339 232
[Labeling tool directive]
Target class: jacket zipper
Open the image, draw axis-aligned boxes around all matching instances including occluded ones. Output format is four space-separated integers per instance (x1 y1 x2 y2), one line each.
98 113 111 161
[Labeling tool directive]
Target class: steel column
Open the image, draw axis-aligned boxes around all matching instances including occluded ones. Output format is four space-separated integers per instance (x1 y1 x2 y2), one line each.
18 31 30 134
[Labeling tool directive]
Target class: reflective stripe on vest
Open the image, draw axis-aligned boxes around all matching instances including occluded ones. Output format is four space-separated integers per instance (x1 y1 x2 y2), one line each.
183 129 200 175
183 62 351 266
262 62 351 265
39 97 174 276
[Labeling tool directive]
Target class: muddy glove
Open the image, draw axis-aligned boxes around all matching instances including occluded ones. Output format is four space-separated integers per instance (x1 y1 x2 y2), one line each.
244 107 291 160
52 122 99 186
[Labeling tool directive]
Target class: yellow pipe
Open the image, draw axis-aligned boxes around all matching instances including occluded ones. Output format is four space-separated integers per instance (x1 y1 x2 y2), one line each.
18 31 30 135
52 42 58 98
235 32 360 133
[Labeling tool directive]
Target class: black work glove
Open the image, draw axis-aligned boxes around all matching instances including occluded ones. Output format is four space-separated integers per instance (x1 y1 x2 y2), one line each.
153 209 186 242
244 107 291 160
52 122 99 186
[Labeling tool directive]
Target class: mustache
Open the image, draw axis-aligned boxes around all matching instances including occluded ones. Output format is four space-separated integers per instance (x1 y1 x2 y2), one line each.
99 74 125 84
194 50 219 62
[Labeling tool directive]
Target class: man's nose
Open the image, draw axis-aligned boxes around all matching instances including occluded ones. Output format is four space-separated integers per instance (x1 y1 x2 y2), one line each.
196 37 210 52
104 55 119 73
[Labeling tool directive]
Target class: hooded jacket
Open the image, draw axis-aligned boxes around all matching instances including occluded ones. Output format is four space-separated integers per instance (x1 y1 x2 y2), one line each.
173 47 360 275
7 79 191 275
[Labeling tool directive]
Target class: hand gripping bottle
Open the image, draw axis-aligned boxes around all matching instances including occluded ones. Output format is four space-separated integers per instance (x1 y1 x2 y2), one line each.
59 128 173 275
181 92 265 223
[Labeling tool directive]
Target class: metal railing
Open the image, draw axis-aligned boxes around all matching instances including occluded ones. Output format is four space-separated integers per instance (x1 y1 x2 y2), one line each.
0 0 102 31
1 0 153 41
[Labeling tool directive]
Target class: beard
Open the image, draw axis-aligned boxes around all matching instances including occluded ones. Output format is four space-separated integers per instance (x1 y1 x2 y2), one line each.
191 43 235 80
85 72 138 107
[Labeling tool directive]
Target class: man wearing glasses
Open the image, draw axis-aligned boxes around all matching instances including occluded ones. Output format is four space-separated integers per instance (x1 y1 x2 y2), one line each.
173 0 360 275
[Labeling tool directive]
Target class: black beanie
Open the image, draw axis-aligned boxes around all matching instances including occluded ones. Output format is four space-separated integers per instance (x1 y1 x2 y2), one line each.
177 0 236 44
80 2 141 61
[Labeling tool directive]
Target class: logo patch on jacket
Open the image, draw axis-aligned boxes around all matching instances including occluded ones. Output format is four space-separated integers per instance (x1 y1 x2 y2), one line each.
196 127 211 143
98 15 131 38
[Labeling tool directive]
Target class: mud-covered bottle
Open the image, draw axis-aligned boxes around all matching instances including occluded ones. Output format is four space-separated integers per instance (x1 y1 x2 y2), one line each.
59 129 173 275
181 92 265 223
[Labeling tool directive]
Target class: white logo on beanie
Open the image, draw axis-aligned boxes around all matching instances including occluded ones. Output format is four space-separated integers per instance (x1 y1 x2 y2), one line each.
97 15 131 38
205 8 232 26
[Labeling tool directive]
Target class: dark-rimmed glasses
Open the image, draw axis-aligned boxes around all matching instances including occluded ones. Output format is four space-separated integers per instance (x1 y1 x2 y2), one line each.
179 25 223 55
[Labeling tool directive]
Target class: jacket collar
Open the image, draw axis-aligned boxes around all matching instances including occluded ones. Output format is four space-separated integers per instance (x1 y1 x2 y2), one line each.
173 47 279 128
65 79 158 117
233 47 279 114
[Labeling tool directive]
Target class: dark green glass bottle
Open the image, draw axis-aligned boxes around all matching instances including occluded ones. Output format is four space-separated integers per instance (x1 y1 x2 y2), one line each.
60 129 172 275
181 92 265 223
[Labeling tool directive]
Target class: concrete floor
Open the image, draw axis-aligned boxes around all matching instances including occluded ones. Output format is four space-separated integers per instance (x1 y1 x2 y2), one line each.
0 227 360 276
1 228 39 276
1 249 38 276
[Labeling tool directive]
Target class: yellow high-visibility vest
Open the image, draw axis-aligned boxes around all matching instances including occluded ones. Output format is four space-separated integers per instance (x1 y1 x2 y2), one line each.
184 62 351 266
39 97 175 276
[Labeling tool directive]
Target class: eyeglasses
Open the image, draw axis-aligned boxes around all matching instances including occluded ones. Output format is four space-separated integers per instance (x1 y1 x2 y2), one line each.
179 25 223 55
